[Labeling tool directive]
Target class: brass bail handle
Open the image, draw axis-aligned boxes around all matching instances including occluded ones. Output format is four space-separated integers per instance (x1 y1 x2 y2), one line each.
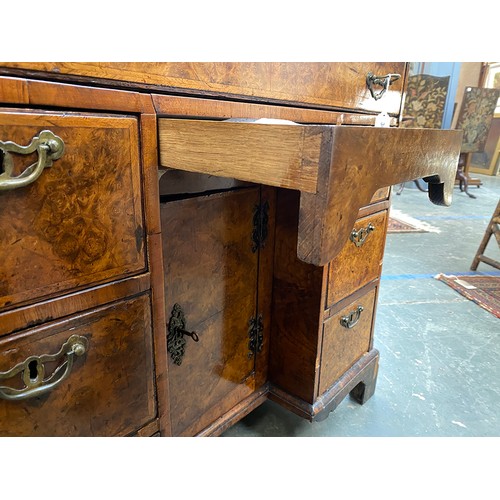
350 223 375 248
0 129 65 192
366 72 401 101
0 335 89 401
340 306 364 329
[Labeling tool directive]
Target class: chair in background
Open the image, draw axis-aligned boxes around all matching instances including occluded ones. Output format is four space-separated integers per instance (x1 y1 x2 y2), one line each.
454 86 500 198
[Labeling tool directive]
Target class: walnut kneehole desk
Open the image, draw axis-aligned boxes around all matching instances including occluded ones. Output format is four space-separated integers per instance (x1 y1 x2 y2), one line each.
0 63 462 436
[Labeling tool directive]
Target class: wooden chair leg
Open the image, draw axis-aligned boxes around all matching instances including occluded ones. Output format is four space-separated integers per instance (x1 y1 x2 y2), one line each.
457 166 476 198
395 183 405 195
457 152 477 199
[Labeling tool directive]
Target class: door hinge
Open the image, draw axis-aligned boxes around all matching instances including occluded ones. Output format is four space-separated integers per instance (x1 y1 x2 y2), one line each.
248 314 264 358
251 200 269 252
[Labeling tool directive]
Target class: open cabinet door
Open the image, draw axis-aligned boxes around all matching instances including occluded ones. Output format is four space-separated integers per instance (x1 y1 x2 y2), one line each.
161 186 273 436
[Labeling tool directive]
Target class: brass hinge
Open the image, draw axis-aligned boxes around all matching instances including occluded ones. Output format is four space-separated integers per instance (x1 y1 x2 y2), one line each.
248 314 264 358
251 200 270 252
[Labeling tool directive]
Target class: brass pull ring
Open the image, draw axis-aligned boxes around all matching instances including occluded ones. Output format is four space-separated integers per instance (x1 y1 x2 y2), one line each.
340 306 364 329
350 223 375 248
0 130 65 192
0 335 88 401
366 72 401 101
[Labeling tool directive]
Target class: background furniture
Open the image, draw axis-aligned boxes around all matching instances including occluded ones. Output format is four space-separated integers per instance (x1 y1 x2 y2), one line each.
470 114 500 175
397 74 450 195
0 63 462 436
402 74 451 129
471 199 500 271
455 86 500 197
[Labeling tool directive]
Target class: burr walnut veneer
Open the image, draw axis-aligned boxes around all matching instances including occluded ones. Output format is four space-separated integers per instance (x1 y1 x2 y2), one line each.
0 63 462 436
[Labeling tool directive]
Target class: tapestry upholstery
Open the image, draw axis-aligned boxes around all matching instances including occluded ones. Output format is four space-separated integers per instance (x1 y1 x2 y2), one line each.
455 87 500 153
402 74 450 129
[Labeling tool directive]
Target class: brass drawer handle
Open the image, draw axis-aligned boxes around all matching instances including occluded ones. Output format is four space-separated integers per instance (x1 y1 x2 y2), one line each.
0 130 65 192
366 72 401 101
350 223 375 247
0 335 88 401
340 306 364 329
167 304 199 366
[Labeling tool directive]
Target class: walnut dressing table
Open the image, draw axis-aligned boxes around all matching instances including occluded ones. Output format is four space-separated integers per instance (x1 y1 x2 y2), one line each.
0 63 462 436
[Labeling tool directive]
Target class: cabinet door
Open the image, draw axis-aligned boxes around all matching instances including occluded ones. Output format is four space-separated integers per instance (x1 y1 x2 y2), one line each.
161 187 266 436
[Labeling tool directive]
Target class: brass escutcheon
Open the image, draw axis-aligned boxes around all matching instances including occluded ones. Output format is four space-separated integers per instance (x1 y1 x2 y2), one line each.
0 335 88 401
167 304 199 366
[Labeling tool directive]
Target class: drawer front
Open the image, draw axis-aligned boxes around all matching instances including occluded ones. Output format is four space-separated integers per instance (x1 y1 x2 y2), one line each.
0 294 155 436
0 111 145 310
327 210 388 307
159 118 462 267
2 63 405 114
319 288 376 395
369 187 390 204
268 62 405 113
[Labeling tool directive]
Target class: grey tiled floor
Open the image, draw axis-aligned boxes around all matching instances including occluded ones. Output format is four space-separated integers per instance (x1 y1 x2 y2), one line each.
223 173 500 437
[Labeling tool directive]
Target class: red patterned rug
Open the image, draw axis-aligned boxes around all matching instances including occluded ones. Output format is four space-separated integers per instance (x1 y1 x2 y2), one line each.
435 274 500 318
388 217 425 233
387 209 440 234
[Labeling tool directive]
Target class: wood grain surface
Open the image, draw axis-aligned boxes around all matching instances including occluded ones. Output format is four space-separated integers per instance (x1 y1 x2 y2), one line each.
159 119 324 193
297 126 463 266
0 294 156 436
0 110 145 311
0 62 406 113
326 210 388 306
269 189 325 404
161 187 272 436
319 287 377 394
159 118 462 266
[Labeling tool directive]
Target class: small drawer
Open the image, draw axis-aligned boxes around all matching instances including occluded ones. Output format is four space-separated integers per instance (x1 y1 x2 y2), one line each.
0 294 156 436
369 187 390 204
326 210 388 307
0 110 145 311
318 288 376 395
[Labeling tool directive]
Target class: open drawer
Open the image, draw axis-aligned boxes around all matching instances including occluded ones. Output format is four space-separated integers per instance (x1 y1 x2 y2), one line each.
158 119 462 266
